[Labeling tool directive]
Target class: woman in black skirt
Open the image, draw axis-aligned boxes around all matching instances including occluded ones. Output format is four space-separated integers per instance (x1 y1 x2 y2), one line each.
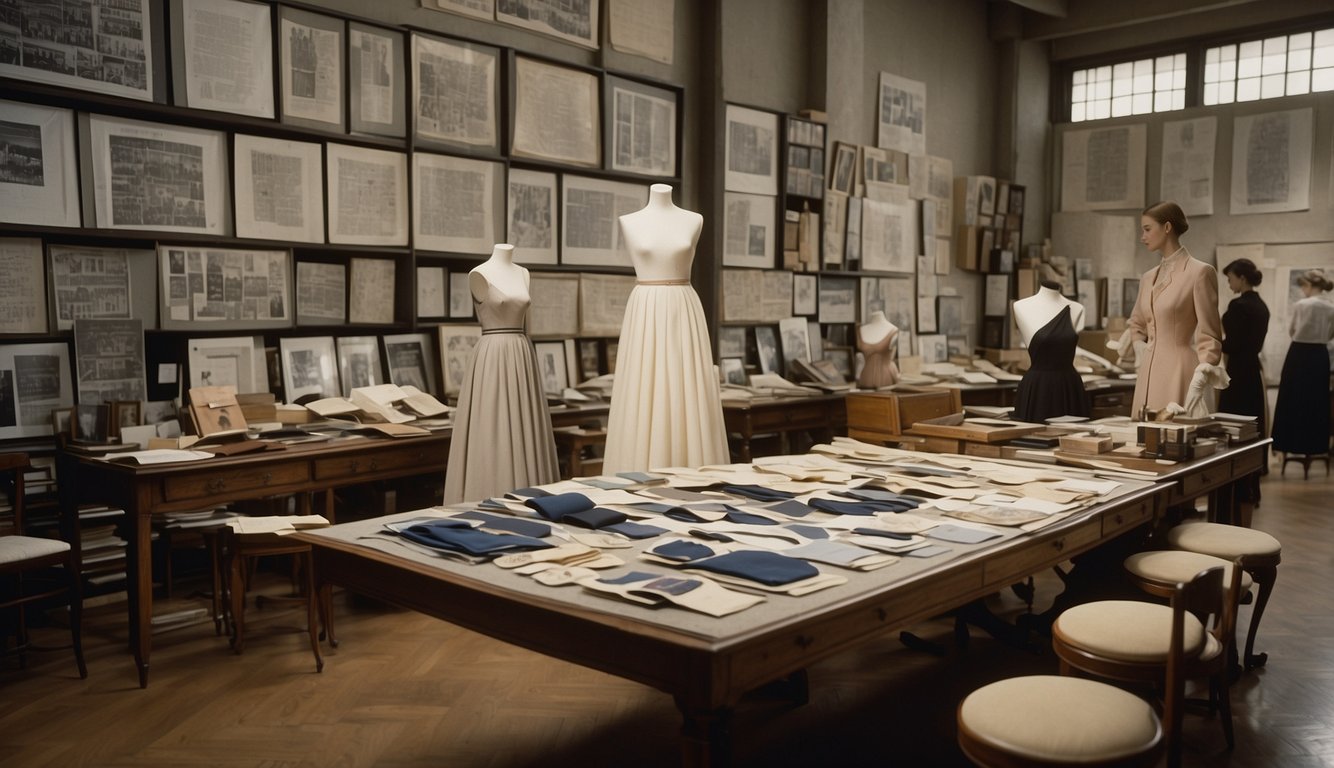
1219 258 1270 499
1272 269 1334 458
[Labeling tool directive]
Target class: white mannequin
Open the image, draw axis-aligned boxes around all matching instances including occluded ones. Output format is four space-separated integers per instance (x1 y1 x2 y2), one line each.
470 244 530 315
859 311 898 345
857 311 900 388
618 183 703 281
1013 281 1085 345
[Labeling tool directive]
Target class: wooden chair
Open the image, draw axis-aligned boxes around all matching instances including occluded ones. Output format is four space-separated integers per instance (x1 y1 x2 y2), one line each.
957 675 1163 767
0 453 86 678
1052 565 1234 768
219 527 330 672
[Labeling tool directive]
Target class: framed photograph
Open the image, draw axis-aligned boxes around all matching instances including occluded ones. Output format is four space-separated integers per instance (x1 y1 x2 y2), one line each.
720 358 748 386
48 246 139 332
721 192 776 269
296 261 347 326
413 152 504 254
533 341 568 395
561 176 648 267
278 7 344 131
233 134 325 243
508 168 558 265
513 57 600 167
917 334 948 364
793 274 818 316
74 403 109 444
326 143 408 246
947 334 970 358
497 0 597 49
336 336 385 395
348 258 396 325
754 326 782 376
719 326 747 360
937 295 964 335
2 0 157 102
825 347 853 380
0 101 80 227
437 325 481 397
382 333 438 396
0 343 73 440
411 33 499 152
417 266 448 319
778 317 811 366
817 276 858 324
0 239 46 334
87 114 230 235
279 336 340 403
724 104 779 195
829 142 858 196
52 407 74 438
859 198 917 274
158 247 292 330
527 273 581 338
449 272 475 319
577 273 636 336
876 71 926 156
605 75 678 177
577 339 602 381
110 400 142 434
72 318 145 404
186 336 267 392
349 22 405 138
174 0 273 118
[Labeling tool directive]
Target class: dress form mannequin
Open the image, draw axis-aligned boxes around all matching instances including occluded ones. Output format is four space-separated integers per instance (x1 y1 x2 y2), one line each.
1011 281 1089 423
444 243 558 503
1014 281 1086 344
856 311 900 388
604 184 728 473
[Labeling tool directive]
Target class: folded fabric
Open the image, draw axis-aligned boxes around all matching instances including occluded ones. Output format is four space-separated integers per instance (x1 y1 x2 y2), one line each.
851 527 912 541
764 499 815 518
720 484 796 502
833 488 923 509
628 501 680 515
650 539 717 562
807 498 882 516
604 521 669 539
455 511 552 538
525 492 595 521
562 507 629 530
508 487 553 498
616 471 661 484
398 522 554 556
723 510 778 526
686 550 819 586
785 524 829 540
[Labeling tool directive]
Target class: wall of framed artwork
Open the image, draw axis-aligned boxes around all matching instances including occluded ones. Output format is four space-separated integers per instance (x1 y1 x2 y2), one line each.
512 56 600 168
278 6 346 133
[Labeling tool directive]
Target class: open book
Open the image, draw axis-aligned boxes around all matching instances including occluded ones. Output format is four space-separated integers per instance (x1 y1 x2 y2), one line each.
305 384 450 424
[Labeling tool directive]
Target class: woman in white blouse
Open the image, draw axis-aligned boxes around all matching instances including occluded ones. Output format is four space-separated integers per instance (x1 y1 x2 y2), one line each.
1271 269 1334 457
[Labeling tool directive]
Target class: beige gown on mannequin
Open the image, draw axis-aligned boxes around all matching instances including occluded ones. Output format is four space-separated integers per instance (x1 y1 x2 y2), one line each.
603 184 728 474
444 245 558 502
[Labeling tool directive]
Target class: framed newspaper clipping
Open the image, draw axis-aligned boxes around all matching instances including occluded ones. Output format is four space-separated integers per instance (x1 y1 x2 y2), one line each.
0 100 80 228
604 75 678 178
278 6 345 132
560 175 647 267
411 33 499 153
412 152 504 255
348 22 405 138
326 143 408 246
279 335 340 402
158 246 292 330
171 0 274 119
724 104 779 196
233 134 325 243
507 168 558 266
496 0 597 50
512 56 600 168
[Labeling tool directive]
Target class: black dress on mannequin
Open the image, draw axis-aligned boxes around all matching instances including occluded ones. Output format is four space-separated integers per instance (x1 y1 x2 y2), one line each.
1013 305 1090 423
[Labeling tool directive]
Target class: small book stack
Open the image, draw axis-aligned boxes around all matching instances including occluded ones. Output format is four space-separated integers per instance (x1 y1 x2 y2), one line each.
787 358 852 391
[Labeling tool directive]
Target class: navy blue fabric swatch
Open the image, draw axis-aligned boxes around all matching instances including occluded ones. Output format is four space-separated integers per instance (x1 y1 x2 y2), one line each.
720 485 796 502
563 507 629 529
786 524 830 540
525 492 595 521
455 511 552 538
398 522 553 556
765 499 815 518
650 540 715 562
687 550 818 586
604 521 668 539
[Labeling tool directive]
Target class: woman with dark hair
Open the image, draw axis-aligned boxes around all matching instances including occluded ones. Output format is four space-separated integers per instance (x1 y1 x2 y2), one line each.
1272 269 1334 460
1219 258 1270 502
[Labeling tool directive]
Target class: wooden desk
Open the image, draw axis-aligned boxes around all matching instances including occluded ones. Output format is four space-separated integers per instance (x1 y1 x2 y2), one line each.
722 393 847 461
1150 438 1271 526
57 431 452 688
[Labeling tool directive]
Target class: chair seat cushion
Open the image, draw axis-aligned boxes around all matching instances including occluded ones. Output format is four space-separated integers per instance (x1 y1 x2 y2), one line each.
1125 550 1254 592
1056 600 1205 662
0 534 71 565
1167 522 1280 559
959 675 1161 762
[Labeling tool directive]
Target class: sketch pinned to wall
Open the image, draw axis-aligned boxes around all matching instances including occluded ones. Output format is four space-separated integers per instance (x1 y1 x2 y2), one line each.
413 152 502 255
1230 108 1312 215
1160 116 1216 216
0 0 155 101
507 168 558 265
497 0 598 49
721 192 775 269
0 239 47 334
1060 124 1147 212
233 134 325 243
178 0 274 118
0 100 80 227
859 197 917 274
349 23 405 138
279 7 344 130
417 266 447 319
876 72 926 157
605 75 677 177
326 143 408 246
724 104 778 196
513 57 600 167
411 33 498 151
608 0 674 65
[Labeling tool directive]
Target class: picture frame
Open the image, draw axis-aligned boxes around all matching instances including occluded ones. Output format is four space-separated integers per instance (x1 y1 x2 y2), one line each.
412 33 499 152
859 198 917 274
348 257 397 325
533 340 569 395
793 274 818 316
527 273 581 338
817 276 858 325
721 192 776 269
754 326 782 376
0 239 46 334
561 176 648 267
720 358 748 386
326 143 408 246
278 6 345 131
577 339 602 382
72 318 146 405
507 168 558 265
718 326 747 360
382 332 438 396
512 57 600 168
829 141 858 196
917 333 948 364
604 75 678 177
449 272 475 319
87 114 230 236
497 0 598 49
73 403 109 444
279 336 340 403
724 104 779 196
577 273 636 336
186 336 267 393
417 266 448 320
52 407 74 439
2 0 157 102
936 295 965 335
412 152 504 254
349 22 406 138
158 246 292 331
174 0 273 118
947 334 971 358
0 343 74 440
778 317 811 366
876 71 926 156
48 245 138 332
296 261 347 326
110 400 143 435
435 325 481 397
0 101 81 227
336 336 385 395
232 134 325 243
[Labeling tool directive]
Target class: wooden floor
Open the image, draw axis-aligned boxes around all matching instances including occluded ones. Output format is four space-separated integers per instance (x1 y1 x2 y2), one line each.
2 457 1332 767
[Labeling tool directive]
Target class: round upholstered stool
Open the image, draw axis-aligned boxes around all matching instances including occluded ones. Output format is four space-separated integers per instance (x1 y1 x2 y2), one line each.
1054 600 1212 665
958 675 1162 767
1125 550 1253 596
1167 522 1281 669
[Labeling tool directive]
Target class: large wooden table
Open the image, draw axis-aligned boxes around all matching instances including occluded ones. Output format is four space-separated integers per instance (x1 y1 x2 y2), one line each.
722 393 847 461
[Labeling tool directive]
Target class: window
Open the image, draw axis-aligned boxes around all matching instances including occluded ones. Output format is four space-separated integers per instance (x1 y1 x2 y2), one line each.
1070 54 1186 122
1204 27 1334 104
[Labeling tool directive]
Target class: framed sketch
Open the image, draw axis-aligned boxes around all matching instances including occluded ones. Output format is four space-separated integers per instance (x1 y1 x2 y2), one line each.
754 326 782 376
0 239 46 334
349 22 405 138
383 333 439 396
793 274 818 316
174 0 273 118
877 72 926 156
186 336 267 392
413 152 503 254
348 257 396 325
233 134 325 243
533 341 568 395
512 57 600 167
497 0 597 49
859 198 917 274
829 142 858 196
527 272 581 338
87 115 230 236
74 403 109 444
817 276 857 324
326 143 407 246
718 326 747 360
937 295 964 335
1 0 157 102
605 75 678 177
110 400 142 433
449 272 475 319
720 358 747 386
296 261 346 326
577 339 601 381
0 342 74 440
0 101 80 227
336 336 384 395
411 33 499 152
722 192 776 269
417 266 448 319
158 246 291 331
724 104 779 195
508 168 558 265
52 408 74 439
278 7 344 131
917 334 948 364
436 325 481 397
280 336 340 403
561 176 648 267
778 317 811 366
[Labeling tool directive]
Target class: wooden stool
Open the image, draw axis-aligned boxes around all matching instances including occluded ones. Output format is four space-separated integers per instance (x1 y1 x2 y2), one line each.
219 529 331 672
553 427 607 479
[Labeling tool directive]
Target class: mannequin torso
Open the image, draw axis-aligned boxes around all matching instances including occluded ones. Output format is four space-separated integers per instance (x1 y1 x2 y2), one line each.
857 311 900 388
859 311 898 345
618 184 703 281
1014 284 1085 345
470 244 531 329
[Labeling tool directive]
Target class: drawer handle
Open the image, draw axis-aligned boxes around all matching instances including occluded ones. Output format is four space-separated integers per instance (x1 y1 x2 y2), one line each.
261 472 272 485
795 634 815 649
369 459 379 471
349 460 359 473
205 478 226 494
1052 538 1066 552
1112 514 1124 525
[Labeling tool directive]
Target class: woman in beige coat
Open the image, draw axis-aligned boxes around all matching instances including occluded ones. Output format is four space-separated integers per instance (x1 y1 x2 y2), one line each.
1119 201 1224 417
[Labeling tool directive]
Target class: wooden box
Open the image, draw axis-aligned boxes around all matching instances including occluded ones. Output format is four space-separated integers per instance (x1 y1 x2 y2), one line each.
846 389 962 442
1058 433 1113 454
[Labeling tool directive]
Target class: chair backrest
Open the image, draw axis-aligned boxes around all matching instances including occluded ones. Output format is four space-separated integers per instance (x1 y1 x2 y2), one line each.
1166 565 1225 698
0 452 28 538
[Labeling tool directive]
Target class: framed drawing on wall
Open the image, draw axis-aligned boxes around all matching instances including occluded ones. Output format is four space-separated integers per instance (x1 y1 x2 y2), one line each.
48 246 139 332
412 152 503 254
383 332 438 397
336 336 385 395
278 6 345 132
724 104 778 196
437 325 481 397
0 101 80 227
604 75 678 177
279 336 340 403
533 341 569 395
449 272 474 319
348 22 405 138
526 272 580 338
512 57 600 168
233 134 325 243
411 33 499 152
0 342 74 440
497 0 597 49
417 266 447 319
326 143 408 246
186 336 267 392
507 168 559 265
561 176 647 267
577 339 602 381
173 0 274 118
296 261 346 326
721 192 776 269
793 274 818 316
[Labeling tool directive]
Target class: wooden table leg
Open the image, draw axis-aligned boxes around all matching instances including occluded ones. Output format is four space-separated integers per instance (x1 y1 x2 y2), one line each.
128 501 152 688
1244 564 1278 669
305 550 323 673
676 697 733 768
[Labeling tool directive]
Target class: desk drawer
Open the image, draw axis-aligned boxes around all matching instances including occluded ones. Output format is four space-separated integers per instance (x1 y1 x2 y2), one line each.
314 445 435 481
1177 462 1230 500
1231 448 1264 476
1101 497 1154 537
163 462 310 503
983 519 1101 586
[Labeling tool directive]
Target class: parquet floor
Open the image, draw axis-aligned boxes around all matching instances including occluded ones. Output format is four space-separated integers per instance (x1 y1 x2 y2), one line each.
1 458 1331 767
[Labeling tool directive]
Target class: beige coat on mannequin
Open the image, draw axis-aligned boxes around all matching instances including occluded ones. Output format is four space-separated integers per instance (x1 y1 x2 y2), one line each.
1125 247 1223 415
